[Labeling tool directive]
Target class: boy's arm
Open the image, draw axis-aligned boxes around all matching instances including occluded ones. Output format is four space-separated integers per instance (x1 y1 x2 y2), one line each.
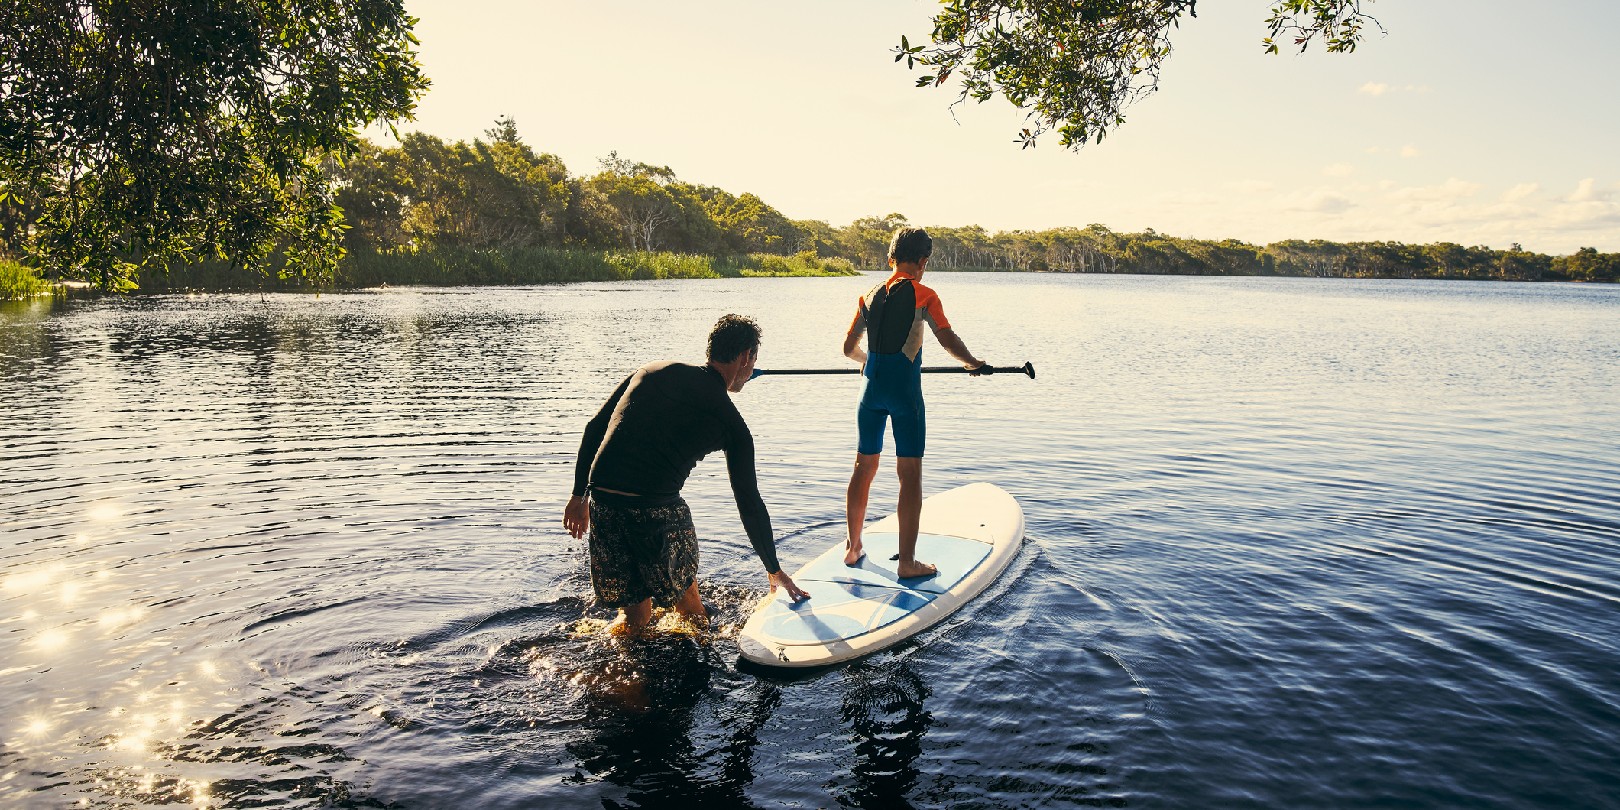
843 308 867 365
920 296 985 370
933 327 986 370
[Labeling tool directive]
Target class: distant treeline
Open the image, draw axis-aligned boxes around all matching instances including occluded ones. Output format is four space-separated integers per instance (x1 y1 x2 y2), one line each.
4 117 1615 298
325 118 1615 285
919 225 1618 283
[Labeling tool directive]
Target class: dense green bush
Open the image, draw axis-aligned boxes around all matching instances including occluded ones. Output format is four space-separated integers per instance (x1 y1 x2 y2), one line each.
0 259 52 300
132 245 857 291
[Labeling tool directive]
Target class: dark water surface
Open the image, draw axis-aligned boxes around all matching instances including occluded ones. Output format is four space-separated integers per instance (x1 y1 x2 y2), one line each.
3 274 1618 808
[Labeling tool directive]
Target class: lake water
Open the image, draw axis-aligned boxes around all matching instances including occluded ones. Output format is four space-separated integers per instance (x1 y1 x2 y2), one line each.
3 273 1618 809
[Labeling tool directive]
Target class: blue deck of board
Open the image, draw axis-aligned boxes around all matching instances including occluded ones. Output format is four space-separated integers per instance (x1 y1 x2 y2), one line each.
753 532 992 646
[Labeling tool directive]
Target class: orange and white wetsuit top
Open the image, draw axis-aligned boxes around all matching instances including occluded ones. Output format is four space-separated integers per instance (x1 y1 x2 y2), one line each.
851 269 952 363
846 269 951 457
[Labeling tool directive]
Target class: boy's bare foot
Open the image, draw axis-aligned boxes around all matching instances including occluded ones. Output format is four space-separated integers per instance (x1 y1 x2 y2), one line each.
896 559 937 579
844 536 866 566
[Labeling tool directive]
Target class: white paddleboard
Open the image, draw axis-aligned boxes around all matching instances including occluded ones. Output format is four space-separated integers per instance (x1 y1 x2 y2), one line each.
737 482 1024 668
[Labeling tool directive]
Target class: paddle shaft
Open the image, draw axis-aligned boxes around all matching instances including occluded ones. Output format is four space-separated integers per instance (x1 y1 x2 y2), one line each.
753 361 1035 379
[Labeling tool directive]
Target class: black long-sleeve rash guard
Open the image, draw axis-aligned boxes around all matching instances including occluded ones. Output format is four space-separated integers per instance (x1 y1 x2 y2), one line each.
571 361 780 574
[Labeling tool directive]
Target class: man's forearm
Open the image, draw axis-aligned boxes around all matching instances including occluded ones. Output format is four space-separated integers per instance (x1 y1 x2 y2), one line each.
571 429 603 497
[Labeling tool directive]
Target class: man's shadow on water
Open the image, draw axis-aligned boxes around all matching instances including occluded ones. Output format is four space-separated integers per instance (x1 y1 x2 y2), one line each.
561 633 936 810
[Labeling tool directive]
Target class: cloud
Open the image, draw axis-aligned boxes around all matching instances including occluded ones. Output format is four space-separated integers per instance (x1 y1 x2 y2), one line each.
1547 204 1620 229
1389 178 1484 203
1322 163 1356 178
1284 189 1356 214
1399 144 1420 158
1154 189 1221 207
1105 178 1616 255
1227 179 1276 195
1357 83 1429 97
1502 183 1539 203
1568 177 1611 203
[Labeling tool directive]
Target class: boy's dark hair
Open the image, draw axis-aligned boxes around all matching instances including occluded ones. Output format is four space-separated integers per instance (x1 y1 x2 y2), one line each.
708 314 762 363
889 227 932 264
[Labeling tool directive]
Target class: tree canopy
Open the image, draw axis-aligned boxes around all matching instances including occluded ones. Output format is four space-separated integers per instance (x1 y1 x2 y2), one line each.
0 0 428 290
332 127 811 260
901 0 1379 148
312 124 1608 288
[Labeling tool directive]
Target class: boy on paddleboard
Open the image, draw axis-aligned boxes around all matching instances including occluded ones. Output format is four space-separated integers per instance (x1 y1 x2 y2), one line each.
564 314 809 635
842 228 989 577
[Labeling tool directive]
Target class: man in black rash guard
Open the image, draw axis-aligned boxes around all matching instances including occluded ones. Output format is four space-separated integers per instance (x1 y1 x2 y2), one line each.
563 314 810 636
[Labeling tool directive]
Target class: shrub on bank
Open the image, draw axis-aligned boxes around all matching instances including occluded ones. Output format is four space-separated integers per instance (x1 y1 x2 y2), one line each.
353 246 859 284
132 245 858 291
0 259 53 300
742 251 858 277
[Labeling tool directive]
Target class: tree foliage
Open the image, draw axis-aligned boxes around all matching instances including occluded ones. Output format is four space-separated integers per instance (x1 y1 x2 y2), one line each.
333 128 823 260
915 224 1583 282
901 0 1380 148
166 121 1613 289
334 124 1605 287
0 0 428 289
1552 247 1620 284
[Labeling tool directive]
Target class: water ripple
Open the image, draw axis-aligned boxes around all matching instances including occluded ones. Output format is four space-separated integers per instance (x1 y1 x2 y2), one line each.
4 277 1619 808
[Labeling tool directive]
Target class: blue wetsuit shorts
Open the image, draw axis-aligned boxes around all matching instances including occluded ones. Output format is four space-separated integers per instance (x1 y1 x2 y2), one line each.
856 352 925 457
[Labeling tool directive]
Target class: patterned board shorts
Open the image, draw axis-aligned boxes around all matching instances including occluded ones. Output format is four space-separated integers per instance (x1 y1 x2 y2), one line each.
587 493 700 609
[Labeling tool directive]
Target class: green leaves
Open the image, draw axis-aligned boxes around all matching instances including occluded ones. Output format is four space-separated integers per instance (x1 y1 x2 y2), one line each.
901 0 1377 150
894 34 926 67
0 0 431 290
1264 0 1378 54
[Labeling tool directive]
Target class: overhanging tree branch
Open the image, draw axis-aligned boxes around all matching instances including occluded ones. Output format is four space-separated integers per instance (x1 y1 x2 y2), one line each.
900 0 1380 150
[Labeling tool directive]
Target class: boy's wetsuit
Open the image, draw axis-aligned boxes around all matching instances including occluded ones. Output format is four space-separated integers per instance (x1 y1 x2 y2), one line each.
848 270 952 458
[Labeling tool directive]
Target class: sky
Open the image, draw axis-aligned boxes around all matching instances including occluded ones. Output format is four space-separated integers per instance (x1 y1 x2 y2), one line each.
391 0 1620 255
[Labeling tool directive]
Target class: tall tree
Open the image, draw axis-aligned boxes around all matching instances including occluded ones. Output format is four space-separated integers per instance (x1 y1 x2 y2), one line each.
844 213 911 268
588 153 684 251
0 1 428 289
375 130 570 250
898 0 1378 148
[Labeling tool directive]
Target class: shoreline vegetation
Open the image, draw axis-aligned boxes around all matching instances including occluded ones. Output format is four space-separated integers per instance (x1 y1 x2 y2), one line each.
4 119 1617 300
1 259 52 300
136 246 859 293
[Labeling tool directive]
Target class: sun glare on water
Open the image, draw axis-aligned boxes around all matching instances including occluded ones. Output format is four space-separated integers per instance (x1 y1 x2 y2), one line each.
31 628 71 651
86 503 125 522
4 563 65 594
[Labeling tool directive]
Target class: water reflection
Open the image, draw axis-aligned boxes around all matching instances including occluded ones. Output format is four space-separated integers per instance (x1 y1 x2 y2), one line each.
5 279 1619 807
564 634 779 808
3 562 66 594
838 662 933 808
29 626 72 651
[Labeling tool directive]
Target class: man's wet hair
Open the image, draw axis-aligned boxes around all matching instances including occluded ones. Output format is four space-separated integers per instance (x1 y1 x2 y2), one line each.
889 227 932 264
708 314 762 363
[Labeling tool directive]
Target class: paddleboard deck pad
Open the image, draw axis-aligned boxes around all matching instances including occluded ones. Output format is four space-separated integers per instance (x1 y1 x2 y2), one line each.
737 482 1024 668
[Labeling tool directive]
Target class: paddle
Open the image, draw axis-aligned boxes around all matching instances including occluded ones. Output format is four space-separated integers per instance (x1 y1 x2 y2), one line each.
752 361 1036 379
